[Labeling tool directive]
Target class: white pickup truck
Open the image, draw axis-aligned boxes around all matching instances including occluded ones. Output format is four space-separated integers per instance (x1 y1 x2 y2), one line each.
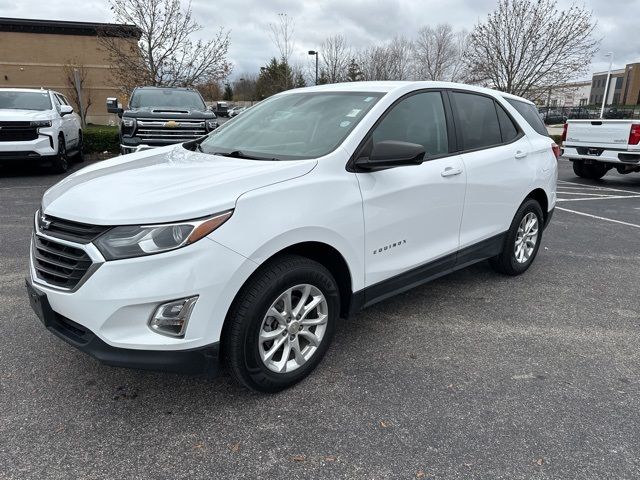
562 119 640 179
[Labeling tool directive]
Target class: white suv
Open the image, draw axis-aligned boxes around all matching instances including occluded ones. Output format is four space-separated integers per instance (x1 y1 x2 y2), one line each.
26 82 557 392
0 88 82 172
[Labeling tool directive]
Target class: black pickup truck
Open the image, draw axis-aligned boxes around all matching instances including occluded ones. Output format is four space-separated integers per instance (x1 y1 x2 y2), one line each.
107 86 218 155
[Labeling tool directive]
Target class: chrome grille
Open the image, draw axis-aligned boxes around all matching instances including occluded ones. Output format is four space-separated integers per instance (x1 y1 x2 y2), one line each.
37 213 110 244
32 235 93 289
135 118 207 142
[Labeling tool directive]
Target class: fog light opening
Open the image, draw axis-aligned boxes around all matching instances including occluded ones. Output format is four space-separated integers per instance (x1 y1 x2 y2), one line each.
148 296 198 338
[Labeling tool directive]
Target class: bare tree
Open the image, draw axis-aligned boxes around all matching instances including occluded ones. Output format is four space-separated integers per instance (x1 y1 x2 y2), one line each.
268 14 295 66
62 62 93 126
356 37 413 81
386 36 413 80
465 0 599 97
100 0 231 90
414 24 468 82
320 35 351 83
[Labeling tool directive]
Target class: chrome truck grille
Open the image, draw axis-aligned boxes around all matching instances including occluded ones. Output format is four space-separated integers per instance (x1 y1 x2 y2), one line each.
135 118 207 143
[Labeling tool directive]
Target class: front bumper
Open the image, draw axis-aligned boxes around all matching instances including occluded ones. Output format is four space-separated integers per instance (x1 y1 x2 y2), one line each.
26 278 219 374
28 224 258 366
0 135 57 162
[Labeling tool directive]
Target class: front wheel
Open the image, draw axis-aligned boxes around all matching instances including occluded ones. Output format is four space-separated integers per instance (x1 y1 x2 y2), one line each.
490 199 544 276
51 135 69 173
223 254 339 393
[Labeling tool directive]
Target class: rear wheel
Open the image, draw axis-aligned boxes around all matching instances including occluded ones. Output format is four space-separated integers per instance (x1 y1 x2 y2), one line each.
573 160 607 180
51 135 69 173
490 199 544 276
223 254 339 393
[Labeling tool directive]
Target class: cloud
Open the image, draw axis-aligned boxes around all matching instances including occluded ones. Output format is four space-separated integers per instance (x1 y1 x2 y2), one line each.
4 0 639 81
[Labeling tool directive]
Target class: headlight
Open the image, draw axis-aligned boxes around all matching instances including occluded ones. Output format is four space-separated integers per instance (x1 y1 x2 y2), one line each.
94 210 233 260
122 117 136 128
205 119 218 131
30 120 52 128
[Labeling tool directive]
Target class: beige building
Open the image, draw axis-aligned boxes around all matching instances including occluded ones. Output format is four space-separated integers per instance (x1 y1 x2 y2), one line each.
0 17 140 124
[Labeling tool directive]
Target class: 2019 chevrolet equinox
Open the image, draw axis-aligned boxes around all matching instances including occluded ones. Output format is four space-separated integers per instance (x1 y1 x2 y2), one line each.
26 81 557 392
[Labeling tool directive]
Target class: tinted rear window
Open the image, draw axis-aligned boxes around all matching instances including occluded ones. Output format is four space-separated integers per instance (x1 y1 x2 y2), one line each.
496 103 519 142
450 92 502 150
506 98 548 136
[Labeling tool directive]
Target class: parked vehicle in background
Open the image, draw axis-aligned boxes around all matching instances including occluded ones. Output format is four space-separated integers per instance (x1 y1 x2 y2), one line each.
539 108 567 125
603 108 633 119
0 88 82 173
107 87 218 155
562 119 640 178
28 81 557 392
212 101 230 117
229 106 247 117
568 107 594 119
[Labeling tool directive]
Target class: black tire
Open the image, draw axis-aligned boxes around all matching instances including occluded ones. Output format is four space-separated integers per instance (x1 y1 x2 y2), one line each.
74 131 85 162
223 254 340 393
573 160 607 180
51 135 69 173
490 198 544 276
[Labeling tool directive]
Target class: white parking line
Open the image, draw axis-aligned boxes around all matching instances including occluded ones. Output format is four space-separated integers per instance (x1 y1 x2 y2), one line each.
557 180 640 196
558 195 640 202
557 207 640 229
558 191 612 197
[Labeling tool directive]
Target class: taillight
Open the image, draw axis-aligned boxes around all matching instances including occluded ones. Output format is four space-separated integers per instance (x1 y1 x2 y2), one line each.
629 124 640 145
561 123 568 143
551 143 560 159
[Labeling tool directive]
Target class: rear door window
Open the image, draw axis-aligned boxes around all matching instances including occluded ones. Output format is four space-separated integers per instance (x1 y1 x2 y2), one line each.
450 92 502 150
505 98 549 137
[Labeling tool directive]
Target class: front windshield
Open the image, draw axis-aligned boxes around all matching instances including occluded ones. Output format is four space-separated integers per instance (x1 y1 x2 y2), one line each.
0 91 52 111
130 89 206 110
199 91 384 160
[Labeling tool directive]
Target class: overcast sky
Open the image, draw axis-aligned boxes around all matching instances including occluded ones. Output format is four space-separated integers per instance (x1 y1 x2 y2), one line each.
2 0 639 81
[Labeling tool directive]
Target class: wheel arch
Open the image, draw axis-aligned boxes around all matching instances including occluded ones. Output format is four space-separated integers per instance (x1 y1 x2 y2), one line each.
223 241 354 328
525 188 549 222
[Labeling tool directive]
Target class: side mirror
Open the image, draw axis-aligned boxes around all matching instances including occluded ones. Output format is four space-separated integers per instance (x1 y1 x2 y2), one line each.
60 105 73 116
106 97 123 117
355 140 426 171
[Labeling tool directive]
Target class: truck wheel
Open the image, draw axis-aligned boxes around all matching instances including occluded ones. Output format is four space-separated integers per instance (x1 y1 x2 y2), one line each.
223 254 339 393
51 135 69 173
490 198 544 276
573 161 607 180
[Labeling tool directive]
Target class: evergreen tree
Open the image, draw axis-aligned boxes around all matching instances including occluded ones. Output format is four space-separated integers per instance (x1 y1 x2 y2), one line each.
346 59 363 82
223 83 233 101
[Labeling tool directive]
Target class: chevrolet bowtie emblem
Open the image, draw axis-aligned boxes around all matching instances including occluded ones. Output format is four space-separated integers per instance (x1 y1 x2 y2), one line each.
165 120 178 128
40 214 51 230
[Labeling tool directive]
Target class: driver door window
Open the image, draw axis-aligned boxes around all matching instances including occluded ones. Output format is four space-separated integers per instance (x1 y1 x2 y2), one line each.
371 91 449 158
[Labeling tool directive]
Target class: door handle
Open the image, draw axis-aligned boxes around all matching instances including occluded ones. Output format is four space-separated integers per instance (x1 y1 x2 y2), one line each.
514 150 528 159
441 166 463 177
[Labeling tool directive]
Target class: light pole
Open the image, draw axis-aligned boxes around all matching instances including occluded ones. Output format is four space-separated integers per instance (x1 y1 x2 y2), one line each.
600 52 614 119
308 50 319 85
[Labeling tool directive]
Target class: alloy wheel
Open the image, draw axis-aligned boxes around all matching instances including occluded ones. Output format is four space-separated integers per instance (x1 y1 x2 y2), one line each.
258 284 329 373
514 212 539 263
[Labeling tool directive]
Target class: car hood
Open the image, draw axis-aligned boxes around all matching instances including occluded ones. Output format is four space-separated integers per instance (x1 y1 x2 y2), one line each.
42 145 317 225
0 109 53 121
123 107 216 120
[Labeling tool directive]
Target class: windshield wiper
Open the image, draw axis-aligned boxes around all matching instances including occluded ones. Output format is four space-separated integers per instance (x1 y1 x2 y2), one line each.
213 150 280 161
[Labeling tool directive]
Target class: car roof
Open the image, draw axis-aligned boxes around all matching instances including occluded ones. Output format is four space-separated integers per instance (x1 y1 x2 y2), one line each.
280 81 535 105
0 87 53 94
134 86 196 91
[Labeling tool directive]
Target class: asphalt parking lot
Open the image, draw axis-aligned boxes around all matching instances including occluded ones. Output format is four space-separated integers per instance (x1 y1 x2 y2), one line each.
1 158 639 479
